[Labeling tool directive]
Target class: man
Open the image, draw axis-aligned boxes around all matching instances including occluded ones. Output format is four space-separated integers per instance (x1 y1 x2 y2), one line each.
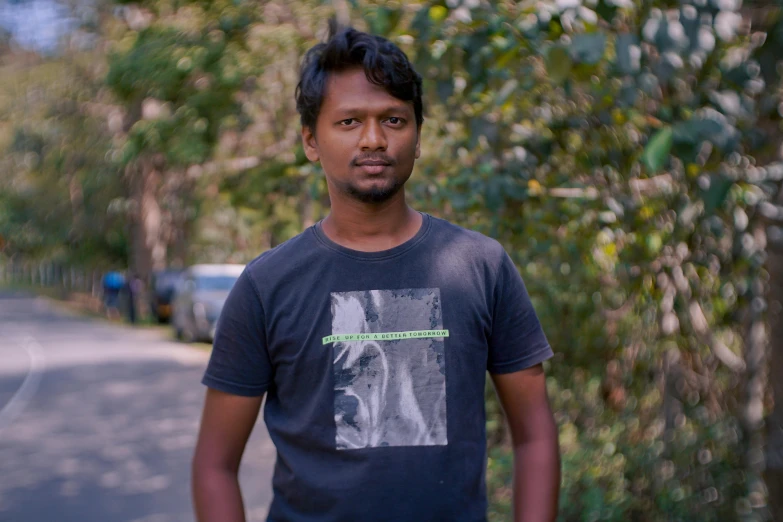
102 269 124 320
192 25 560 522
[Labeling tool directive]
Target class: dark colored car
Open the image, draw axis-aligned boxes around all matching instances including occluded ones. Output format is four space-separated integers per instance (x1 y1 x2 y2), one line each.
172 264 244 342
149 269 184 323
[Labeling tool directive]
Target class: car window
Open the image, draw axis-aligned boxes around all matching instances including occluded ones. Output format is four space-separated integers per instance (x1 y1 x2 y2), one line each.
195 275 239 291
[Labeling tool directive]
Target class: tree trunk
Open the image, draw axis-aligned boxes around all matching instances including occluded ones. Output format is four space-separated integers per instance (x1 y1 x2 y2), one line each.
742 268 768 516
765 240 783 518
128 154 166 319
169 213 190 268
163 171 193 269
745 5 783 515
68 173 84 231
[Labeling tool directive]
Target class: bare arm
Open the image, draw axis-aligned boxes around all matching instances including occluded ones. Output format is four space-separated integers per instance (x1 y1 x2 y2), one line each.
491 364 560 522
192 388 264 522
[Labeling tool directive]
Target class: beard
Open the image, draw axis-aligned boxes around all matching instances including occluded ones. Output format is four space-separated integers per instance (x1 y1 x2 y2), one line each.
342 176 405 204
333 171 408 204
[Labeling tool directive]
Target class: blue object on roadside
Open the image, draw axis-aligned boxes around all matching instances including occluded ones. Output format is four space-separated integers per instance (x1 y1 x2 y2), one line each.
103 271 125 290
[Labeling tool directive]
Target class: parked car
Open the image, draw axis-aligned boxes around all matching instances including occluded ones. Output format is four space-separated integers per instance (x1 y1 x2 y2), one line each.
172 264 244 342
149 268 184 323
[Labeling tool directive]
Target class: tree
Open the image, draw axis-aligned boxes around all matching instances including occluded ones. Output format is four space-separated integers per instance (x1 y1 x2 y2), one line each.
397 1 782 519
0 37 128 269
105 0 260 282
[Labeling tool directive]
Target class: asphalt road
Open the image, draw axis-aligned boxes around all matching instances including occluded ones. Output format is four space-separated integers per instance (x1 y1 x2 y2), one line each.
0 291 275 522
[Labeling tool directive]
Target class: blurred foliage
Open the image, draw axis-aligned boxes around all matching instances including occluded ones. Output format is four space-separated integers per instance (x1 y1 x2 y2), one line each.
407 0 780 520
2 0 783 520
0 45 128 268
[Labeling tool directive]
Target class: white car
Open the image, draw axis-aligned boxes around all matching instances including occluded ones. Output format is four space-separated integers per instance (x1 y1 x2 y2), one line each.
172 264 244 342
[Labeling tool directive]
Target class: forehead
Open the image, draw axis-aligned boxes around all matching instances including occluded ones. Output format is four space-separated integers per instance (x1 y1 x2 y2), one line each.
321 68 413 114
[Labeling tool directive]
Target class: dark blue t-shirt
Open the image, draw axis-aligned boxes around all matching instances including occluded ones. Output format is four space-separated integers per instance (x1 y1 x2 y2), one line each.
202 213 553 522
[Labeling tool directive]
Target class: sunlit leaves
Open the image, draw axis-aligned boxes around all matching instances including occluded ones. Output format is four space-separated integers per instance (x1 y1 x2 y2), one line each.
546 45 572 84
401 1 780 518
642 127 673 173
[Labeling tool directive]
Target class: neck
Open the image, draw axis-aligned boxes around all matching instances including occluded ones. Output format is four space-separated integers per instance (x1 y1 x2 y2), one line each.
321 189 422 252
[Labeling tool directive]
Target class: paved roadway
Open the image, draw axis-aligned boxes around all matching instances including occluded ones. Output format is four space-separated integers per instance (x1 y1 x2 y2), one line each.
0 291 275 522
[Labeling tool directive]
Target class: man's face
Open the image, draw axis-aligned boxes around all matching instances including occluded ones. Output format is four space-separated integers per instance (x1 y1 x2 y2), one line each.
302 68 421 204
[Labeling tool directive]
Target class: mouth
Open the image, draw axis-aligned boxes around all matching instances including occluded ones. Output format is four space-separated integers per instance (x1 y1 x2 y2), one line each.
355 161 391 175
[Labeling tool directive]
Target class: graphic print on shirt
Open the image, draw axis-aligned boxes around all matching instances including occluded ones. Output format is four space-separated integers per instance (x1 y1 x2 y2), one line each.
327 288 448 450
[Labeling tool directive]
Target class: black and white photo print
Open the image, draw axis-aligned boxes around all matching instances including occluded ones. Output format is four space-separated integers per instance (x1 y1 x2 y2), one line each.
328 288 448 450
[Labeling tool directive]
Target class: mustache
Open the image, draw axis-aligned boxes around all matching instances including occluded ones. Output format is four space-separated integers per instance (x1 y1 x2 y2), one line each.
351 154 396 166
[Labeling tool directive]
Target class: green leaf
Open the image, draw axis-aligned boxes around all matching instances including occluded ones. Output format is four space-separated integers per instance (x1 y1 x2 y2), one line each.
595 0 618 22
646 233 663 255
615 33 638 74
641 127 673 173
469 117 498 148
429 6 448 23
545 46 572 84
450 193 469 211
436 80 454 101
672 116 738 151
485 177 504 211
570 33 607 65
369 6 401 35
702 174 733 215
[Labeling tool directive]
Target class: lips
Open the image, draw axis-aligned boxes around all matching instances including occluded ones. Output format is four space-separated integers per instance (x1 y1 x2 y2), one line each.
361 166 386 175
355 160 390 175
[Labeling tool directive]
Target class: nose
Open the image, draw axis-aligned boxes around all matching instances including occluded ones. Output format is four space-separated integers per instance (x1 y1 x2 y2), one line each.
358 119 387 151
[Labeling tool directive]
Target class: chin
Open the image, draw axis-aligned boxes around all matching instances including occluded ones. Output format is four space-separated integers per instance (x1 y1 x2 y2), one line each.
347 181 402 204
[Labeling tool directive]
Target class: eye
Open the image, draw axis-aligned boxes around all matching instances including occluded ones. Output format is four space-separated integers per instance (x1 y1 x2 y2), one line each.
387 117 403 125
339 118 357 126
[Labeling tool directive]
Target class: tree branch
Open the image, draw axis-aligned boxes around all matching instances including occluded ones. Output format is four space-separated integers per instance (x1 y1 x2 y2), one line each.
688 301 746 372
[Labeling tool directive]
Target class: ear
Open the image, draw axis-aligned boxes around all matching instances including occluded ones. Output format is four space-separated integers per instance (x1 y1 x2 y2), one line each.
302 126 319 162
415 124 422 159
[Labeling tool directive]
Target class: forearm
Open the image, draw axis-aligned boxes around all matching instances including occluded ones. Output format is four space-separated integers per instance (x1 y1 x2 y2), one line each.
192 466 247 522
512 435 561 522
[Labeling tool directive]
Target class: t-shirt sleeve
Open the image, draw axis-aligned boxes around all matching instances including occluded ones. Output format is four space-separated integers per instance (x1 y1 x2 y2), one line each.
487 251 554 374
201 269 272 396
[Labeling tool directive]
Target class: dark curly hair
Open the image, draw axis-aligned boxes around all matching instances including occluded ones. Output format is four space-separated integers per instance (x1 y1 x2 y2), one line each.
295 23 424 131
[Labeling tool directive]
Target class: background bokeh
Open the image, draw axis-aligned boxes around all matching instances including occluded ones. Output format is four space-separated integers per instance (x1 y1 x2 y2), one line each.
1 0 782 520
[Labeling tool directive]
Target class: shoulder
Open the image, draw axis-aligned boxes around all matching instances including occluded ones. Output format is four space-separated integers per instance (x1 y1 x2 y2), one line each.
427 214 507 268
241 228 319 291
